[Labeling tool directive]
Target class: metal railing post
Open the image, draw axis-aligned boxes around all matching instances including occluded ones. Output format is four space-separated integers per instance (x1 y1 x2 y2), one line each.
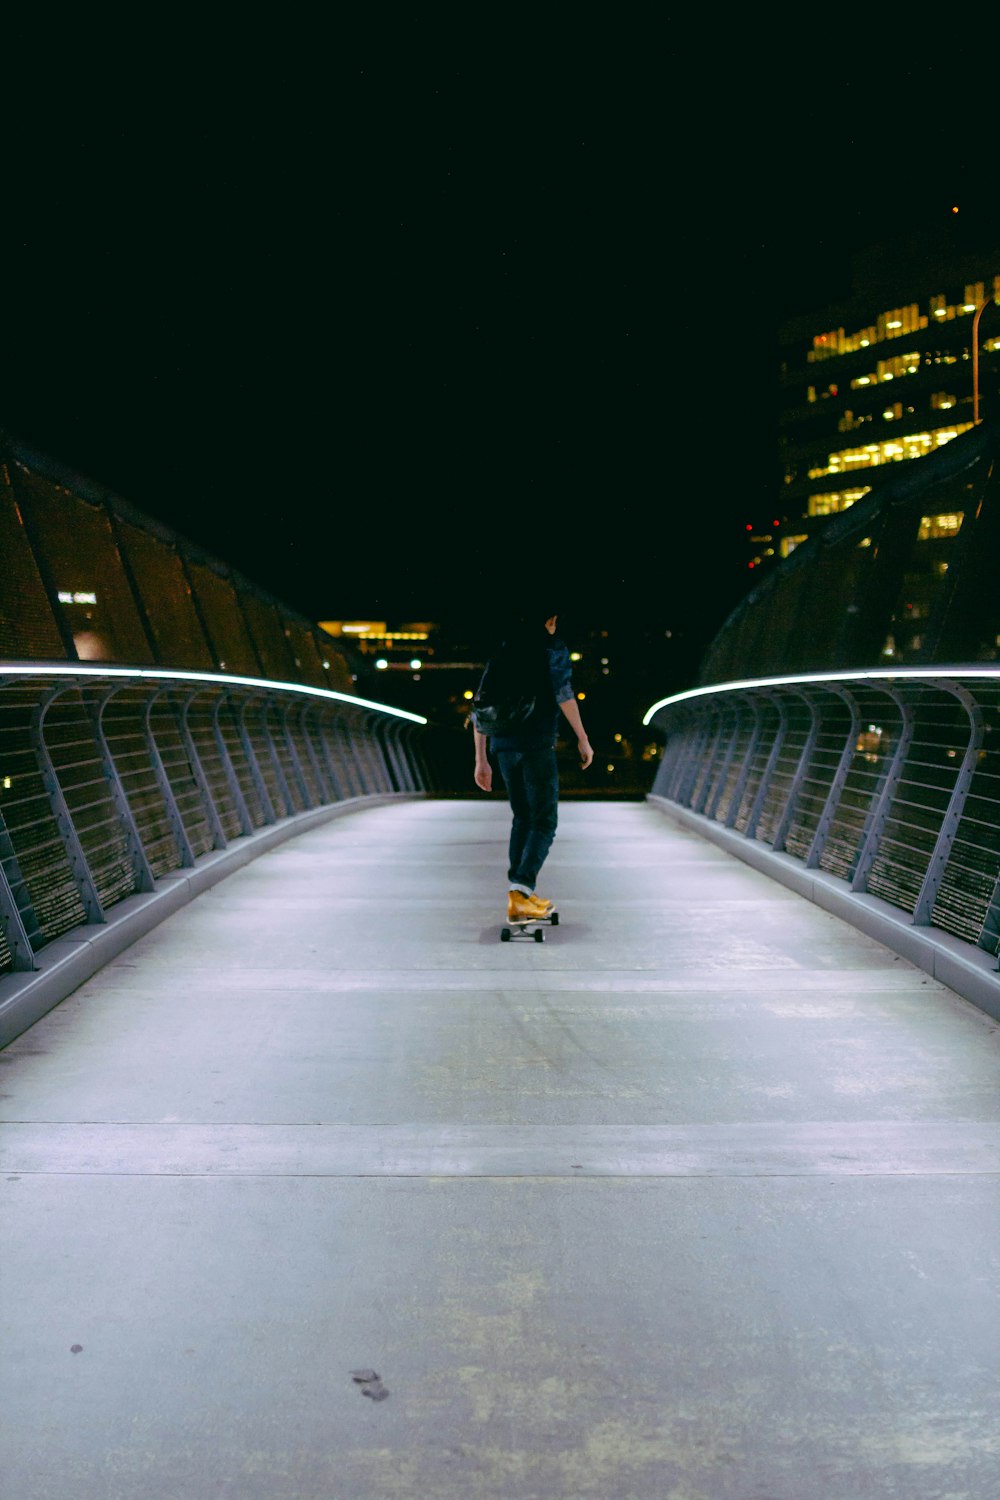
298 704 336 804
724 696 768 831
90 685 157 892
804 686 860 868
279 703 315 810
236 698 279 824
705 702 747 823
212 694 256 837
851 689 915 894
744 692 789 841
769 690 823 853
177 691 230 850
912 681 984 927
144 689 197 868
313 708 348 802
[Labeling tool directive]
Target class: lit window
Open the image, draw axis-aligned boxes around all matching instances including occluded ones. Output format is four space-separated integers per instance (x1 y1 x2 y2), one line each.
917 512 964 540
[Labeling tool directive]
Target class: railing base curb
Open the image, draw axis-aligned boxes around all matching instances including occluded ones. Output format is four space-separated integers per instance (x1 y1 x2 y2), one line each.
0 792 426 1050
647 795 1000 1025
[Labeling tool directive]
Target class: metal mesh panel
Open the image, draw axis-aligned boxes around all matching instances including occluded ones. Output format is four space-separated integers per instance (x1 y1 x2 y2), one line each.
783 698 854 859
0 683 85 946
687 710 724 811
287 712 325 805
43 690 137 911
0 466 66 659
100 689 182 879
115 518 214 669
301 708 339 801
184 693 245 841
13 466 153 664
337 717 368 797
754 698 814 844
711 712 757 825
240 699 287 816
239 596 297 681
865 691 966 913
216 699 268 828
317 710 356 798
265 704 307 813
186 561 262 676
148 694 215 860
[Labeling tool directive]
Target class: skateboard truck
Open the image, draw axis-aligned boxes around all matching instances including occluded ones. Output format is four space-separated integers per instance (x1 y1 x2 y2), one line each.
500 910 559 943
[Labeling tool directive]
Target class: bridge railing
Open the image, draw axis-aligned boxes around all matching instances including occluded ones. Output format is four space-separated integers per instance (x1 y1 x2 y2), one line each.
0 665 437 987
644 668 1000 1010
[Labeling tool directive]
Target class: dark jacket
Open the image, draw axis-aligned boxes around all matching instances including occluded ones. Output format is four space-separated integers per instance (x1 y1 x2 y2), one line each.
488 630 575 751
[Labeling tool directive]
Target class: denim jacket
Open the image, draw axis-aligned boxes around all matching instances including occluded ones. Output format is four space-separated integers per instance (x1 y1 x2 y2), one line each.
489 635 575 751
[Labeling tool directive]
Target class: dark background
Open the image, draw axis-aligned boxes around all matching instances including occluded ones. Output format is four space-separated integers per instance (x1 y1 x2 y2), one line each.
3 20 997 692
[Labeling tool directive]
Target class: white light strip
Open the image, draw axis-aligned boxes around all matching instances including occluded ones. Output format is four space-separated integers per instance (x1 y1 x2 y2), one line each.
0 663 427 725
642 665 1000 726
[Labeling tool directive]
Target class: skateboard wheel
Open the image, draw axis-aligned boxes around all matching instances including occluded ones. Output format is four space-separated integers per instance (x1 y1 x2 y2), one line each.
549 912 559 926
533 929 544 942
500 928 511 942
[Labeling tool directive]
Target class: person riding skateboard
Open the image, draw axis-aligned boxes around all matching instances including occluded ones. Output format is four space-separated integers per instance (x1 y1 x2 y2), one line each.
472 607 593 923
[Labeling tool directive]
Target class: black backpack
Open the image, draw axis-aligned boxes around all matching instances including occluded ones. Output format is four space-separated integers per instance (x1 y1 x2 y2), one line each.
471 639 547 735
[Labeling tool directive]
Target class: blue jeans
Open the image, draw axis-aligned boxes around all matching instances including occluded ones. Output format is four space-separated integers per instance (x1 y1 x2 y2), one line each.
495 747 559 891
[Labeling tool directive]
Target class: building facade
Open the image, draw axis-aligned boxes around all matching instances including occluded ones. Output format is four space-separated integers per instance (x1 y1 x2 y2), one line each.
746 224 1000 577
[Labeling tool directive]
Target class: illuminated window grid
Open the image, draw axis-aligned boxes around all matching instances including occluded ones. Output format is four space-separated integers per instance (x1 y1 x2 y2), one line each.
808 424 974 480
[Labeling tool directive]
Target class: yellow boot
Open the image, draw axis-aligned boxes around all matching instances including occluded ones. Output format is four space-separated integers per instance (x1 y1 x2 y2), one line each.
507 890 550 922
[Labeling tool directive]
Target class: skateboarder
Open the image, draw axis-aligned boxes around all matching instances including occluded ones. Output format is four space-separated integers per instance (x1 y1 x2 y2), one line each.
472 608 593 923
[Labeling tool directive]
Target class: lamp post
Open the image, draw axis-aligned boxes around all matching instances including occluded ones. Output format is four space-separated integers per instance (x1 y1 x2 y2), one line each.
972 293 1000 423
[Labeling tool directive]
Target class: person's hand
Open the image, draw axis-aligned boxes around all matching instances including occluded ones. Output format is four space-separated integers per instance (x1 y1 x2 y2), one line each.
474 763 493 791
578 737 594 770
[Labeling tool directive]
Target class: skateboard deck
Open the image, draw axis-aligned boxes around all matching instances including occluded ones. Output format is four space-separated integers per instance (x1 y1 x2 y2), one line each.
501 910 559 943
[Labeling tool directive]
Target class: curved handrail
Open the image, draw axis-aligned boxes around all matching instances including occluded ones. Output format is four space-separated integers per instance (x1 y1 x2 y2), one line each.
643 667 1000 1011
0 665 439 1042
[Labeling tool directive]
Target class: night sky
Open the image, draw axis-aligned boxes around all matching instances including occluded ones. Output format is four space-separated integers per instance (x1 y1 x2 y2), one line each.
3 23 995 678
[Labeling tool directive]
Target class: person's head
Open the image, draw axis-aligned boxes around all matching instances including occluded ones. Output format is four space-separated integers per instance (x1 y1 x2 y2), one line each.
504 602 559 641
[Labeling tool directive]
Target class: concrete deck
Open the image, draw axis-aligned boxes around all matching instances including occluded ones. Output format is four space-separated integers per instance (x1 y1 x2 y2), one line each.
2 797 999 1500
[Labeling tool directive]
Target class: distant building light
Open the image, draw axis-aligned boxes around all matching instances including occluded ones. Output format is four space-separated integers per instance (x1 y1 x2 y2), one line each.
577 692 586 700
375 658 388 670
570 652 582 661
463 689 474 700
58 591 97 604
410 658 422 670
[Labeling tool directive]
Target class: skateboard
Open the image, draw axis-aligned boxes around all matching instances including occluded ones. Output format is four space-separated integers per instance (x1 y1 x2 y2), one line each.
500 909 559 943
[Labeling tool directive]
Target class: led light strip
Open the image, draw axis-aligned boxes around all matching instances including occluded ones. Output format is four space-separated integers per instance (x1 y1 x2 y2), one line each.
0 663 427 725
643 665 1000 726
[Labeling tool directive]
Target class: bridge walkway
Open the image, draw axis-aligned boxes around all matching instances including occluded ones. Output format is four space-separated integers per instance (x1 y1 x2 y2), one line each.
2 798 999 1499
